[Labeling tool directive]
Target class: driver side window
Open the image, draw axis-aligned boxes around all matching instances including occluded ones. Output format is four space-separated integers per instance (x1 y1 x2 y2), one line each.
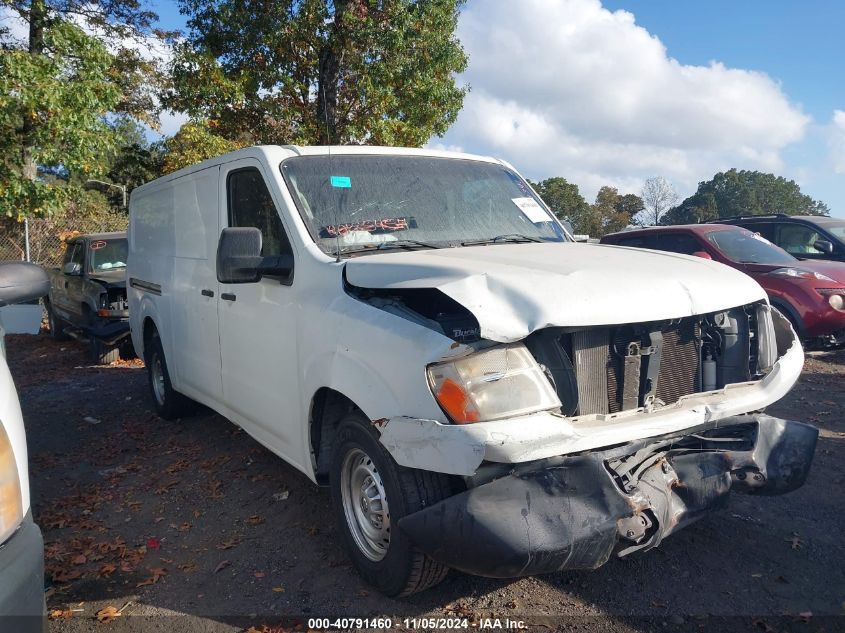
227 168 292 257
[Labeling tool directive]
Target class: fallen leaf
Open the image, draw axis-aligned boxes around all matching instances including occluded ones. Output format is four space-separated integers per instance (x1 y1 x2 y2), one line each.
505 599 518 609
307 526 319 536
95 606 121 622
214 560 231 573
136 567 167 587
785 533 804 550
72 554 87 565
272 586 285 593
49 609 74 620
98 563 117 578
246 515 265 526
216 538 240 550
254 571 265 578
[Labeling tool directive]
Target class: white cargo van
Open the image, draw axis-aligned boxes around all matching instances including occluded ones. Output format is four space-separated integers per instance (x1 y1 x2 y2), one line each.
128 146 816 596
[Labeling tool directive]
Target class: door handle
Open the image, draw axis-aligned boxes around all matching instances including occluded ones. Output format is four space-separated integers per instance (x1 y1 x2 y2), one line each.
221 293 236 302
201 289 214 297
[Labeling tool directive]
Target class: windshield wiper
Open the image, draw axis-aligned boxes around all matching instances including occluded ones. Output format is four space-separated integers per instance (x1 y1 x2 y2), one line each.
461 234 544 246
338 239 442 255
375 239 441 250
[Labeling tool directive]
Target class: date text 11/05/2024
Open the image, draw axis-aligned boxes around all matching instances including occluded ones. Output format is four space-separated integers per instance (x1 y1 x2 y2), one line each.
307 618 526 630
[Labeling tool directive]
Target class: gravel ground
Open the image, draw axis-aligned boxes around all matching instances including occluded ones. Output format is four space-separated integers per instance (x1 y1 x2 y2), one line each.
5 333 844 633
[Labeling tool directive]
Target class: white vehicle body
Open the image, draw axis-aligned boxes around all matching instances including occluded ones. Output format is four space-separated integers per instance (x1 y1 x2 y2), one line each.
0 262 48 628
128 146 816 592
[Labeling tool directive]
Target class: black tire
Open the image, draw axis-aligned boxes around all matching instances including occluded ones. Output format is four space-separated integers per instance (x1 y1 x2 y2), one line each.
330 413 452 597
90 338 120 365
144 329 196 420
118 340 137 361
45 300 68 341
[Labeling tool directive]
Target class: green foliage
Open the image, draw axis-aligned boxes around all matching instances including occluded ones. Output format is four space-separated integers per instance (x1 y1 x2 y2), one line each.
587 186 642 237
160 120 243 174
662 169 830 225
0 20 121 218
166 0 468 146
532 177 642 237
106 117 164 193
531 177 591 233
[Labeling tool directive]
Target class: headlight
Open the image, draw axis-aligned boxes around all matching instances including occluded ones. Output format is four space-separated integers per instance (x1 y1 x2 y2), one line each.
756 304 778 372
427 344 561 423
815 288 845 311
769 268 836 282
0 423 23 545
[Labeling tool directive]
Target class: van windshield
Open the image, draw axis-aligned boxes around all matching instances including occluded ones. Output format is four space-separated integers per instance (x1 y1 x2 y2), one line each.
280 155 566 256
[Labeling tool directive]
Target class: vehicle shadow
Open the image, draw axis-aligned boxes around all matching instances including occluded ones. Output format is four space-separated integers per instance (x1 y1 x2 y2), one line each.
9 333 844 632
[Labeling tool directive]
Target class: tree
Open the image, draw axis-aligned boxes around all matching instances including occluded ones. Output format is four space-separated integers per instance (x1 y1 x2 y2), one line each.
166 0 468 146
159 120 243 175
0 0 164 218
661 169 830 225
531 177 591 233
639 176 678 226
589 186 642 237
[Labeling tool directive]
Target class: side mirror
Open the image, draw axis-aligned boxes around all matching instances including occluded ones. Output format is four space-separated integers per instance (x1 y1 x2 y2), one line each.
62 262 82 275
814 239 834 255
692 251 713 260
216 227 293 284
0 262 49 307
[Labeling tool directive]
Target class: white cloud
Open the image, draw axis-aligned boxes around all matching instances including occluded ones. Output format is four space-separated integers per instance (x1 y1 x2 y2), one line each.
432 0 810 201
0 5 29 44
830 110 845 174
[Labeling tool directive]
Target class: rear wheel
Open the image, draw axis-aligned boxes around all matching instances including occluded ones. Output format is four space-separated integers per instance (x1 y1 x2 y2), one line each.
144 329 196 420
330 413 452 597
90 338 120 365
45 300 68 340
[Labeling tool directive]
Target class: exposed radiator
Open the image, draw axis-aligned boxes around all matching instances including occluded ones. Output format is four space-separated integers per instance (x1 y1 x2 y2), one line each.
571 320 701 416
572 329 610 415
656 322 700 405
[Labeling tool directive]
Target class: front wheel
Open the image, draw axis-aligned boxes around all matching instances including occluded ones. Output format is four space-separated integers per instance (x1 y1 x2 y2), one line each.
330 414 452 597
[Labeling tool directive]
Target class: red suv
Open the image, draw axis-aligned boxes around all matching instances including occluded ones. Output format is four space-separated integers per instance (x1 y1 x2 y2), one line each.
601 224 845 345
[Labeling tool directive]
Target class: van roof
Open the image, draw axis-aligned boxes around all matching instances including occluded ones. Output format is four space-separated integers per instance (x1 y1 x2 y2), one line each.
131 145 503 198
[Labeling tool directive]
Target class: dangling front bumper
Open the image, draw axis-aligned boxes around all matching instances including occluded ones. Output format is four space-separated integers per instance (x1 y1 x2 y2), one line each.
398 414 817 578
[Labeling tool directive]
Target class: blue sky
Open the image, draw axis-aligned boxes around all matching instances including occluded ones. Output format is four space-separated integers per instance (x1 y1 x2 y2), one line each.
148 0 844 216
602 0 844 216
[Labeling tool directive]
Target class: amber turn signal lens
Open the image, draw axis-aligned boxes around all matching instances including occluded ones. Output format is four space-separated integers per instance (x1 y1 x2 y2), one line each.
436 378 480 424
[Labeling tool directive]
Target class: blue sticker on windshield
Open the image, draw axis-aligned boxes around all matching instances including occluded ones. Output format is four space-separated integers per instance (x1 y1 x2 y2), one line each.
330 176 351 188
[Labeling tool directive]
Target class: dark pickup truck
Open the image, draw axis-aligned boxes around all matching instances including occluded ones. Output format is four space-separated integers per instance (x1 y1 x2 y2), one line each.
45 232 132 363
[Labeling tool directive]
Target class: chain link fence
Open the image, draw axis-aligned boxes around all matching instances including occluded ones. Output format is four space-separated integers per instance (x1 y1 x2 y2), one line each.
0 215 128 268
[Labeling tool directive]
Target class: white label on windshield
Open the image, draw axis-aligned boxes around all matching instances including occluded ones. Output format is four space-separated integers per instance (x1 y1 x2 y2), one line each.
751 232 773 245
512 197 550 223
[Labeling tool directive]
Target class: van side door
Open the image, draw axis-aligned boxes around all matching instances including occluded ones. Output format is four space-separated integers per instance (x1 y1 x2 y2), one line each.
170 167 223 401
216 160 304 471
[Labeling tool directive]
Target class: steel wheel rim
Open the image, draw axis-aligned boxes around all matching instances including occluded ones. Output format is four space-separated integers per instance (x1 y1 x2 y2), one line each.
340 447 391 562
151 353 166 406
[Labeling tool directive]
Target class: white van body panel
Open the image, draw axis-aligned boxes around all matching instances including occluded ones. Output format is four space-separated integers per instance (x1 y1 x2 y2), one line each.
128 145 802 483
0 352 29 514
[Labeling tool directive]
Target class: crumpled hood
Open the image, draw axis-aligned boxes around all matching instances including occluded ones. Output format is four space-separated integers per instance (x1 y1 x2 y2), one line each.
345 242 767 342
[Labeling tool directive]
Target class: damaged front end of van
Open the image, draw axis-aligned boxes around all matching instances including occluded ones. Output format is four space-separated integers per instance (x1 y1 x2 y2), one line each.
343 245 817 578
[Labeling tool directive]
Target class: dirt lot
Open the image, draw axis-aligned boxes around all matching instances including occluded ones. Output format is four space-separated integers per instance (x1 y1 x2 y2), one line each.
6 332 845 633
